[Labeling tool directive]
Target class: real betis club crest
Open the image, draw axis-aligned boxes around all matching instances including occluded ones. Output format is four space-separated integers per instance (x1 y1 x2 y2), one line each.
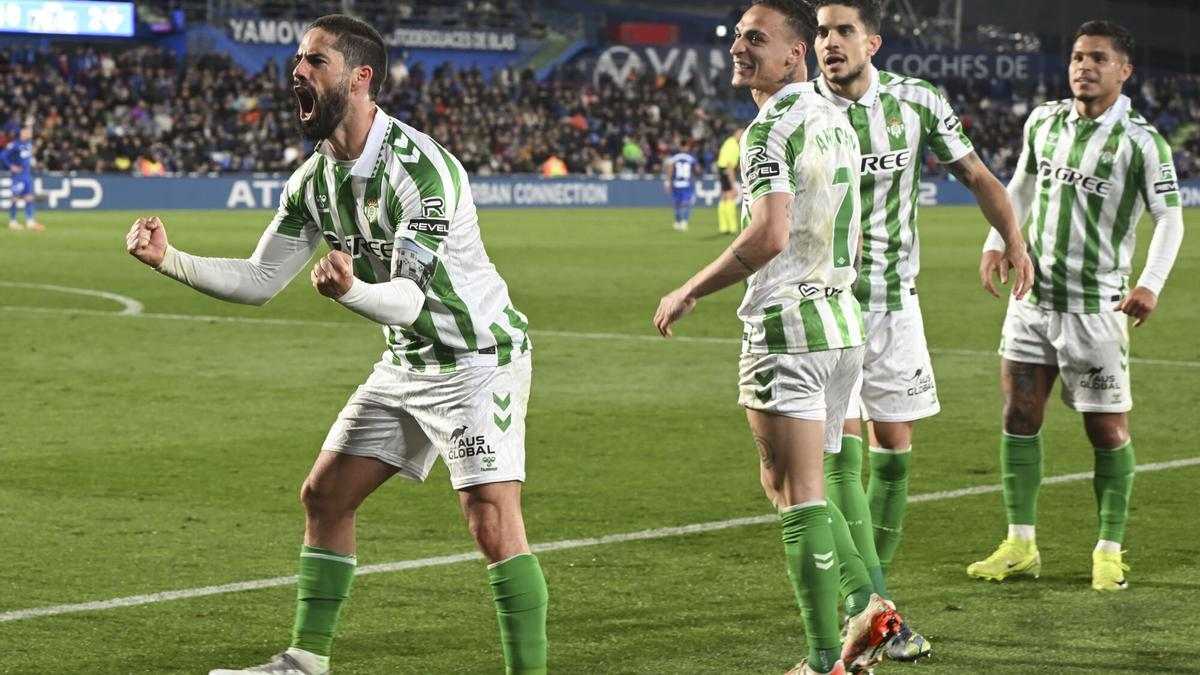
887 117 904 139
364 199 380 223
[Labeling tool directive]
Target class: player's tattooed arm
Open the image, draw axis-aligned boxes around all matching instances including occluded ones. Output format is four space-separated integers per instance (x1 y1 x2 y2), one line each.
653 194 789 337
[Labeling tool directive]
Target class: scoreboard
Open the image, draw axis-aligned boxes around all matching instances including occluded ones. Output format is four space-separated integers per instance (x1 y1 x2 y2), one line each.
0 0 134 37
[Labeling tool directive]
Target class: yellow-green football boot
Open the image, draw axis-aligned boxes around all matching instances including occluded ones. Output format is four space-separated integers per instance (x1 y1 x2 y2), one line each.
966 538 1041 581
1092 549 1129 591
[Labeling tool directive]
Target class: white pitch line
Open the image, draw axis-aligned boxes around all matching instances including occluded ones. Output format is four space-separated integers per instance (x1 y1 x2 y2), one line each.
2 456 1197 624
0 282 143 315
3 303 1200 369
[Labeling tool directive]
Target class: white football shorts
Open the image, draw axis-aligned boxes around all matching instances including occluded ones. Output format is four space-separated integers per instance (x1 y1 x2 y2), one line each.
739 345 865 453
999 299 1131 413
322 354 532 489
844 303 940 422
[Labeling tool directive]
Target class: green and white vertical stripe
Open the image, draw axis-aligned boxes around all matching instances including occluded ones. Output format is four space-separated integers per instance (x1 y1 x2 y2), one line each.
737 82 866 354
817 69 974 311
744 290 867 354
270 109 530 371
1016 96 1181 313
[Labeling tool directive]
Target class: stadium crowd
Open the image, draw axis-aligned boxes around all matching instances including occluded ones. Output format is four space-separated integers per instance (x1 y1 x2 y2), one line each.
2 43 1198 180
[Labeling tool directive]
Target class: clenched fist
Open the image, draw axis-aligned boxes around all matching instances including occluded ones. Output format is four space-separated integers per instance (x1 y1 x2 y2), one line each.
311 250 355 299
126 216 169 267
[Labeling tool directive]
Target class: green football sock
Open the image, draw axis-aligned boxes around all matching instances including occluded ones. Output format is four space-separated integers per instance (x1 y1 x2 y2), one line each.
827 500 875 617
1093 441 1135 543
488 553 549 675
290 545 356 658
867 448 911 571
824 437 887 598
781 503 842 673
1000 433 1042 527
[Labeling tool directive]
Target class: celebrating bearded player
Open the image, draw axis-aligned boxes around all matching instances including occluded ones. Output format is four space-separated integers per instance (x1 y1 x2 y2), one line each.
126 15 548 675
968 20 1184 592
654 2 929 672
810 0 1032 592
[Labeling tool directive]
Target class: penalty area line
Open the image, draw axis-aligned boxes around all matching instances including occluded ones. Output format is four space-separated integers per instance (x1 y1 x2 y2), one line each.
2 456 1198 624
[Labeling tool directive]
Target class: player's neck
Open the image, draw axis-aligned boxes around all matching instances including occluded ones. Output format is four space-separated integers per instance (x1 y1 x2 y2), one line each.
325 103 378 161
1074 91 1121 121
824 65 872 102
751 65 808 109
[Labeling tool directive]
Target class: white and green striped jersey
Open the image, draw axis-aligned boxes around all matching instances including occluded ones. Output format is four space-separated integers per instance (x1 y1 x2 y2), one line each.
269 107 529 371
737 82 866 355
816 67 974 311
1010 95 1182 313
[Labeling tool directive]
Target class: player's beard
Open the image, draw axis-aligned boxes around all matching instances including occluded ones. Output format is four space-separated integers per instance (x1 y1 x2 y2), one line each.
827 60 868 87
298 77 350 142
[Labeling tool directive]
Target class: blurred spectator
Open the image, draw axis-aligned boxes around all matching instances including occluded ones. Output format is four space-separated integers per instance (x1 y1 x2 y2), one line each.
540 153 567 177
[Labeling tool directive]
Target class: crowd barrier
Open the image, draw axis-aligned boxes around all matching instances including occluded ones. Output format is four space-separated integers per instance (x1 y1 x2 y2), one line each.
4 174 1199 211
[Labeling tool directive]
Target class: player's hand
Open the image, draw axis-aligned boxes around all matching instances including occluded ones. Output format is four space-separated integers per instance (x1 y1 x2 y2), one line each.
653 287 697 337
311 250 355 299
1004 241 1034 300
125 216 169 267
1116 287 1157 327
979 249 1012 299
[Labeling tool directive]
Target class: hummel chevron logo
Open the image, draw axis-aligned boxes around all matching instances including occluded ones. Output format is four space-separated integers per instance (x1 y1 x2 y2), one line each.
493 393 511 410
755 388 772 404
494 414 512 432
754 369 775 386
813 551 835 570
392 134 421 164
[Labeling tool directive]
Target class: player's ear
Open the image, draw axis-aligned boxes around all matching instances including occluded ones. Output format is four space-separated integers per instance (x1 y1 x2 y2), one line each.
354 64 373 93
867 33 882 57
791 39 808 67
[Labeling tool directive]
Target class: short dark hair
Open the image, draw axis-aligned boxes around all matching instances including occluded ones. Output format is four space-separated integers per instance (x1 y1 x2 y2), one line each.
1074 20 1135 62
307 14 388 98
751 0 818 47
812 0 882 33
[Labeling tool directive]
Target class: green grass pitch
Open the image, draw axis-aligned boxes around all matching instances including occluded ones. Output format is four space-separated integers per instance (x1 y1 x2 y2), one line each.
1 205 1198 674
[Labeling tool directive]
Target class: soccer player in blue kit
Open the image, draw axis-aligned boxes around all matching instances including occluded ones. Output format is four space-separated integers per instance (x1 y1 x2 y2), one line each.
2 127 41 232
664 144 700 231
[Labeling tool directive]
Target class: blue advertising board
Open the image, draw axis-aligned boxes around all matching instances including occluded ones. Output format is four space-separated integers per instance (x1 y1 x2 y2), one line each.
3 174 1199 212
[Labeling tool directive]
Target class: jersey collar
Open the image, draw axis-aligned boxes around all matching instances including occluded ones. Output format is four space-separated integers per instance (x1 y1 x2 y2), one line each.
315 105 391 179
816 65 880 110
1067 94 1130 127
759 81 814 114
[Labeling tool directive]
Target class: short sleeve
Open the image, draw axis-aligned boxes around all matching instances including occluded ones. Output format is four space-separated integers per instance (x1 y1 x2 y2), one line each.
923 87 974 164
387 132 464 290
1139 131 1182 215
743 110 805 203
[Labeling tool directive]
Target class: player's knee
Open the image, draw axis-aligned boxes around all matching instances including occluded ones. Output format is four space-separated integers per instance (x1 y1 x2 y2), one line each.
1083 415 1129 449
299 476 351 517
842 417 862 437
464 501 515 559
873 422 912 451
1002 402 1043 436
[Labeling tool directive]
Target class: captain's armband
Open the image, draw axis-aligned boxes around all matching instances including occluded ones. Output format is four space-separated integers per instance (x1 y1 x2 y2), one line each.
395 238 437 291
